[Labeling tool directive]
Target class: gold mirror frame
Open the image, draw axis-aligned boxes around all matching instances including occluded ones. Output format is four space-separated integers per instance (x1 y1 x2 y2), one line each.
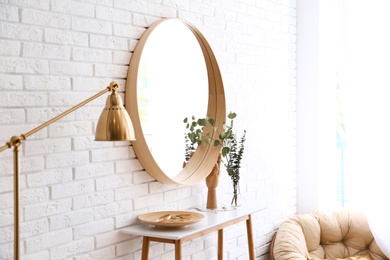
126 18 226 185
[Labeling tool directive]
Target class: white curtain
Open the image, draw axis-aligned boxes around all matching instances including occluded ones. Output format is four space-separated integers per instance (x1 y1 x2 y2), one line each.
341 0 390 256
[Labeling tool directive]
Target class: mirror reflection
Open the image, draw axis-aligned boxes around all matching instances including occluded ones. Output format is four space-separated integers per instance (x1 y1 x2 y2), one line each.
137 20 208 178
126 18 225 185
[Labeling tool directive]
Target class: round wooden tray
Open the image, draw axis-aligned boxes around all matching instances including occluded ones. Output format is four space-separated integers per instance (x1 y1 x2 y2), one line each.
138 211 205 227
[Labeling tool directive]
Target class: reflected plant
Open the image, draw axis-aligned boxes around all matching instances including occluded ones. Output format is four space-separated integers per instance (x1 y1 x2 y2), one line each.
183 112 246 206
183 115 214 163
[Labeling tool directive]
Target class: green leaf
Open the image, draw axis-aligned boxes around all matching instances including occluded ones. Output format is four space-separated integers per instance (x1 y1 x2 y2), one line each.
222 147 230 157
228 112 237 119
198 118 207 126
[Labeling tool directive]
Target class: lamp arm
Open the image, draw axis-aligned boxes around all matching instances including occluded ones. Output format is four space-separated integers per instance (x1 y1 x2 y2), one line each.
0 81 121 260
0 82 119 153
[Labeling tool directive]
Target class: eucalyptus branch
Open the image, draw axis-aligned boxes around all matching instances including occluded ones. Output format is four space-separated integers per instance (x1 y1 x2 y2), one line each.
183 112 247 206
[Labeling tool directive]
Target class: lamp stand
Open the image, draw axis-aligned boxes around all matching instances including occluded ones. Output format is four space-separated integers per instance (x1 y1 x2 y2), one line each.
0 81 134 260
13 141 21 260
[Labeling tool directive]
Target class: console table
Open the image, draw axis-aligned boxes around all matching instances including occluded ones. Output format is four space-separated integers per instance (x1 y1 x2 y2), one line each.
121 203 265 260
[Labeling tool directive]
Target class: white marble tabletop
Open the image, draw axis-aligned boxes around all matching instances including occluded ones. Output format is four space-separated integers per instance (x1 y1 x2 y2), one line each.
121 202 266 240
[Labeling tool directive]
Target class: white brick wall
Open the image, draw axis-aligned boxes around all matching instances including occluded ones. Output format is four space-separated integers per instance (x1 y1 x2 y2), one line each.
0 0 297 259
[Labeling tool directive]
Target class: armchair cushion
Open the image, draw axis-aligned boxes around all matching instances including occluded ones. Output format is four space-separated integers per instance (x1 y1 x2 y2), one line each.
273 210 389 260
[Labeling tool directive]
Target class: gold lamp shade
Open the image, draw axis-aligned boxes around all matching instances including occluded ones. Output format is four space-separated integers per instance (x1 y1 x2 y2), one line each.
95 91 135 141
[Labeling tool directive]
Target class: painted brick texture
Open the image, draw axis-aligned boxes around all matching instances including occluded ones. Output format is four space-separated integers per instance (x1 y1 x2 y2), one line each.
0 0 296 259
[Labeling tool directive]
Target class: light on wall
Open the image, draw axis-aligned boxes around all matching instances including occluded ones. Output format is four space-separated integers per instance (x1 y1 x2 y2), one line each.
0 81 135 260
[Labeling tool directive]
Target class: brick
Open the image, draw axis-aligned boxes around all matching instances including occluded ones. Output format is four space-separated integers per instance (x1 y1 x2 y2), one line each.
51 179 94 199
0 4 19 21
0 108 25 124
48 121 92 138
24 199 72 220
74 161 114 179
49 60 93 76
0 192 12 209
4 0 50 10
178 10 203 26
22 251 50 260
115 237 143 256
72 16 112 34
164 186 192 203
0 57 49 74
0 74 23 89
132 13 160 27
148 3 177 17
27 168 71 189
21 8 71 29
95 230 133 249
96 6 132 22
25 228 72 253
113 23 146 39
25 107 71 124
0 226 12 243
190 2 215 16
114 0 148 13
96 173 132 191
21 186 49 205
114 183 148 200
24 75 71 90
0 22 43 41
91 146 131 162
93 201 132 219
0 39 20 56
48 91 94 106
134 193 163 210
46 150 90 168
49 208 94 230
114 211 138 228
74 246 116 260
72 136 112 152
133 170 155 184
95 64 129 78
51 0 94 18
72 47 112 63
49 237 94 260
21 155 45 173
24 138 71 155
73 190 114 210
21 218 50 238
113 50 131 65
116 158 143 173
73 218 114 239
90 34 129 50
0 243 13 260
72 77 116 91
23 42 71 60
44 28 88 46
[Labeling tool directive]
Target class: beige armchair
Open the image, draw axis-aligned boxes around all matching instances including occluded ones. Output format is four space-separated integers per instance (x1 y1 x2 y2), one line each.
270 210 389 260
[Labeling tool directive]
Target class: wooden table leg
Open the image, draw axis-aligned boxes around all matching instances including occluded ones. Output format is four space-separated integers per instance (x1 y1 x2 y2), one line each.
175 240 182 260
218 229 223 260
246 215 255 260
142 237 150 260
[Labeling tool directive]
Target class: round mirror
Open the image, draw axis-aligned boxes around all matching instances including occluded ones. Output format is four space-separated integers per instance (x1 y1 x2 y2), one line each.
126 18 226 185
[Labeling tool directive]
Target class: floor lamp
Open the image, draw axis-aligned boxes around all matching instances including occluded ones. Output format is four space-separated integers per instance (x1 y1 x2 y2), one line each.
0 81 136 260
